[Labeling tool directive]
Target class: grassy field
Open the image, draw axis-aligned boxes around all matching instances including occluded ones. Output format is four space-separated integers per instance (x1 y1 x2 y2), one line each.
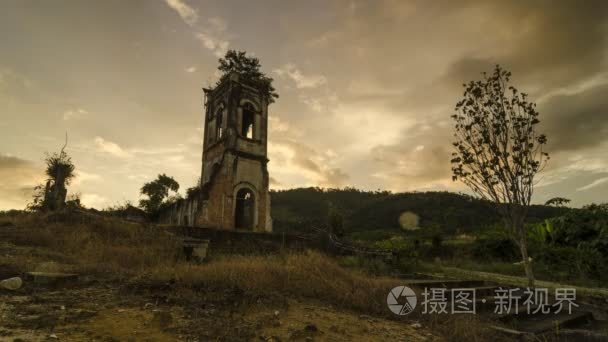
0 210 517 341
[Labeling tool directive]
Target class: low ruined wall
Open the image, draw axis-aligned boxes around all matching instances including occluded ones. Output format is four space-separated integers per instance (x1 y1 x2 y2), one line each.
157 197 200 226
166 225 326 255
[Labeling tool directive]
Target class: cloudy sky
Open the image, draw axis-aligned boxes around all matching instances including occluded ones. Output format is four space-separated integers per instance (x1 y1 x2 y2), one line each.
1 0 607 210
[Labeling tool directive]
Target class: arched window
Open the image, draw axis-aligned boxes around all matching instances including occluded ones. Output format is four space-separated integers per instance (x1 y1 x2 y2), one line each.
235 188 255 229
216 108 224 140
241 102 255 139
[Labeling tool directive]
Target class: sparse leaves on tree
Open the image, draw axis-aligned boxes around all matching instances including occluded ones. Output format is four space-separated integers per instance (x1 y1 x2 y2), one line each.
450 65 549 286
27 184 46 211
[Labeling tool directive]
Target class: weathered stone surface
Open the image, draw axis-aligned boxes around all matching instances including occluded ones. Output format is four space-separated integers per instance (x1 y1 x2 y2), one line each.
0 277 22 291
158 72 273 232
182 238 209 262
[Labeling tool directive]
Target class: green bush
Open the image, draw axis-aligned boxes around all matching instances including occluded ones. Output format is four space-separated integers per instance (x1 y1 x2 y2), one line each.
534 245 608 283
472 238 518 261
337 255 392 276
550 205 608 247
350 229 396 242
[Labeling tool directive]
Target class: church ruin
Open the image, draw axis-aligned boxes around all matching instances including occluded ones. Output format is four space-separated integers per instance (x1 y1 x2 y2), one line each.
158 72 272 232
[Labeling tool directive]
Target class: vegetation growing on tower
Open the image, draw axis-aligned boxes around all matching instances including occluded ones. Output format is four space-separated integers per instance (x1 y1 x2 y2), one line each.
216 50 279 103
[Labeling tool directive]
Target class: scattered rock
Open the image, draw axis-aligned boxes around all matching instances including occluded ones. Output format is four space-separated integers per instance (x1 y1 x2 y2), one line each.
274 310 280 317
49 333 58 339
0 277 22 291
411 322 422 329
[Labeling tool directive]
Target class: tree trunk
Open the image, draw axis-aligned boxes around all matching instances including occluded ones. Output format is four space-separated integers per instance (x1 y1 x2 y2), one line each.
518 234 535 287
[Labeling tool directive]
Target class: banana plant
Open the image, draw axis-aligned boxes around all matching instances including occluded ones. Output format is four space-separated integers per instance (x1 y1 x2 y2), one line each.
529 219 554 245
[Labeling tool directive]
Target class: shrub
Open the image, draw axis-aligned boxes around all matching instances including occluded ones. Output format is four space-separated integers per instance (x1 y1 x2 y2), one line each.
534 245 608 283
350 229 397 242
472 238 518 261
145 251 401 316
337 255 392 276
551 206 608 246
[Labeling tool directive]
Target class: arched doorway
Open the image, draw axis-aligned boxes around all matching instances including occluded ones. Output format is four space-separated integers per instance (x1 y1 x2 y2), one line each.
235 188 255 230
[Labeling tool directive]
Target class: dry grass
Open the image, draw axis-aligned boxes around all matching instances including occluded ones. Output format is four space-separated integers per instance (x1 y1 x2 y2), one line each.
0 211 513 341
144 251 402 315
2 211 180 276
3 211 403 317
143 253 514 341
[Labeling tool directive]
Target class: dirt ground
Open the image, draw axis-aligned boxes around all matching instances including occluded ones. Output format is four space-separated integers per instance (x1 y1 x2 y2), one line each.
0 217 440 342
0 275 437 342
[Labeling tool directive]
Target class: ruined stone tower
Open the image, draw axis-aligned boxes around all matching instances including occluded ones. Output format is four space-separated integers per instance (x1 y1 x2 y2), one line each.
197 72 272 231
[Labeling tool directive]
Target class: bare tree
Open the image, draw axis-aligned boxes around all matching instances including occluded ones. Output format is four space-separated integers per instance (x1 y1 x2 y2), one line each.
450 65 549 286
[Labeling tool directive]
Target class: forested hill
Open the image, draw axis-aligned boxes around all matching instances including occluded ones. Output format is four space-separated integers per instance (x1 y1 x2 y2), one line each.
270 188 564 239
